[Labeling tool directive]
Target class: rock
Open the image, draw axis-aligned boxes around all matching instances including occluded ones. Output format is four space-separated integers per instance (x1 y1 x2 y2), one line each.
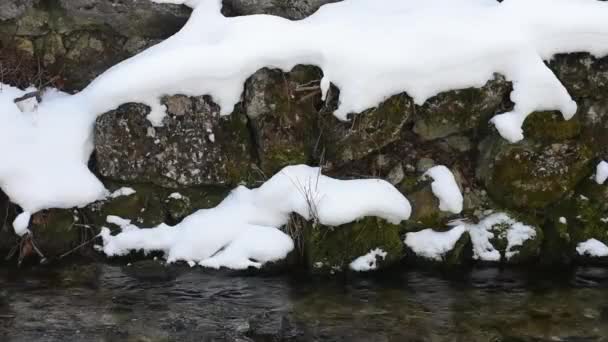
164 187 229 222
222 0 340 19
416 158 436 173
29 209 82 257
0 0 190 89
304 217 404 274
386 163 405 185
477 137 593 209
95 96 256 188
56 0 191 38
413 75 510 140
406 185 454 229
549 53 608 100
0 192 17 254
522 110 581 143
321 93 414 167
0 0 38 21
244 66 321 175
85 184 166 228
550 190 608 254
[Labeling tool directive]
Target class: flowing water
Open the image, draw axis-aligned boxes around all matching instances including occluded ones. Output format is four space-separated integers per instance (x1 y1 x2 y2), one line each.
0 261 607 342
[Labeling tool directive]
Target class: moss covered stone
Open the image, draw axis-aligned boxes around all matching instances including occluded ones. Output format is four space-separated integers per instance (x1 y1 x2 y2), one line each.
304 217 404 274
477 137 593 209
523 111 581 143
85 184 166 228
321 93 414 167
29 209 82 257
413 75 510 140
244 66 321 175
549 53 608 99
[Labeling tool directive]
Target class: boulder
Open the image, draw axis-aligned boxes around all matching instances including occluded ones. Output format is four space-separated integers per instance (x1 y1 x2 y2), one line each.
95 96 256 188
477 137 593 209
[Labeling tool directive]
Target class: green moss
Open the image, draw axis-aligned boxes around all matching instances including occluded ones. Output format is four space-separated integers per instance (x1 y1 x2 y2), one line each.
479 139 593 209
304 217 404 274
523 111 581 142
322 93 413 165
30 209 81 256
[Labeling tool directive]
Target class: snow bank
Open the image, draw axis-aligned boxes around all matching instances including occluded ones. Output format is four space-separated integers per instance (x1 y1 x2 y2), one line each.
0 84 107 234
2 0 608 234
100 165 411 269
596 161 608 185
423 166 463 214
576 239 608 257
349 248 388 272
404 225 466 261
83 0 608 142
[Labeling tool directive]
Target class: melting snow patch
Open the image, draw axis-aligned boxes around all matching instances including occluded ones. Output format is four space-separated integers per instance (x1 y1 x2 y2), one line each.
423 165 463 214
596 161 608 185
100 165 411 269
576 239 608 258
168 192 184 200
349 248 388 272
404 225 466 261
109 187 137 198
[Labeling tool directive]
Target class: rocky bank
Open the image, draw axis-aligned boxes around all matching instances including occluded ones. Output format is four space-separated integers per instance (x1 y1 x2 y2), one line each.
1 0 607 272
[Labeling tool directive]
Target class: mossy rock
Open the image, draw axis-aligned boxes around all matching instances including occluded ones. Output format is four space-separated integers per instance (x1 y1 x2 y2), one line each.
85 184 166 228
413 75 510 140
164 186 229 222
477 137 593 209
321 92 414 167
244 66 321 175
304 217 404 274
403 181 454 231
523 110 581 143
29 209 82 257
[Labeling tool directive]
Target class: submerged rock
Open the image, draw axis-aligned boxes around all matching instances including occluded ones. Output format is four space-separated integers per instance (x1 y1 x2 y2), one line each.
95 96 256 188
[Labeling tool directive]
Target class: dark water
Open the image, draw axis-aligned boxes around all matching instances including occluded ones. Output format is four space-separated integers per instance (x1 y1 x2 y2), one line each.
1 262 607 342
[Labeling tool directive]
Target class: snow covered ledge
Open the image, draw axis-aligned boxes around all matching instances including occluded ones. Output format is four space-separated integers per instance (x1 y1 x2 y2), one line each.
99 165 411 269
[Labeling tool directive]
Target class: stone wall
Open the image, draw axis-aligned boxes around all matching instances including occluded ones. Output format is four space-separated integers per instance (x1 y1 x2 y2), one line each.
1 0 607 270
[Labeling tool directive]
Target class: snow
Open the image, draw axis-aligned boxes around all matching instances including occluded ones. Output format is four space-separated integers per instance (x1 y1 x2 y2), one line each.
576 239 608 257
1 0 608 241
404 225 466 261
349 248 388 272
423 166 463 214
13 212 31 237
559 217 567 224
109 187 136 199
406 213 536 262
100 165 411 269
106 215 133 229
596 161 608 185
467 213 536 261
168 192 184 200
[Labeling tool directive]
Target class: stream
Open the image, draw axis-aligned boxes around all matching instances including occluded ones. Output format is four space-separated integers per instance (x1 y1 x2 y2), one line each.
1 262 607 341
